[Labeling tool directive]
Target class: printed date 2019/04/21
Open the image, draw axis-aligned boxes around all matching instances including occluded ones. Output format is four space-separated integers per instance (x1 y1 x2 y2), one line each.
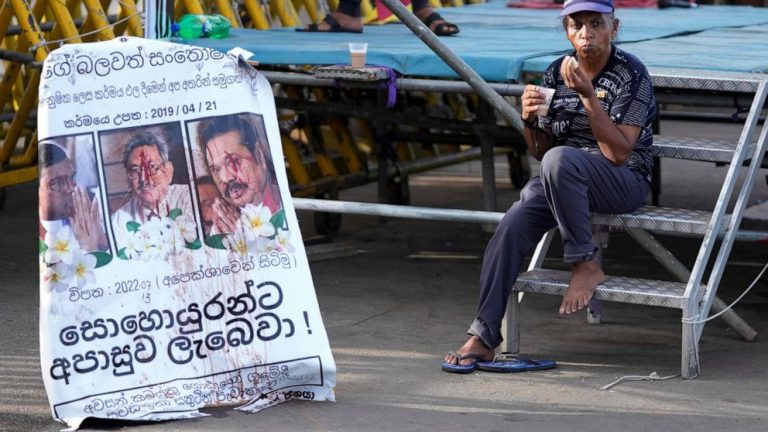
150 101 218 119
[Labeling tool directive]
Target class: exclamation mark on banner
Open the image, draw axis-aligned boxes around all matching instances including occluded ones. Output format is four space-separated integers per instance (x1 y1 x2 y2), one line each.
303 311 313 334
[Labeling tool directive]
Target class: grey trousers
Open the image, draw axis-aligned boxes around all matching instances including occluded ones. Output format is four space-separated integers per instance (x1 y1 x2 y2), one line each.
468 146 650 349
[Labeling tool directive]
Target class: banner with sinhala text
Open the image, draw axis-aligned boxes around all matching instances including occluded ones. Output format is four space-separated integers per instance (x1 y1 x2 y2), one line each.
37 36 336 429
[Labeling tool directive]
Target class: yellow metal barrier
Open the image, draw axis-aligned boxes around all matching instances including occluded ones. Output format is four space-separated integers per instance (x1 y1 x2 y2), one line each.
312 88 364 174
79 0 117 40
281 131 313 187
293 0 320 24
0 0 121 205
112 0 144 36
46 0 83 43
213 0 241 27
182 0 206 14
239 0 270 29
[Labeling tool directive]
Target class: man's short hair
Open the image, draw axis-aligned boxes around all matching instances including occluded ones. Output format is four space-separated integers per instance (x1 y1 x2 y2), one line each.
122 131 170 168
39 142 69 169
198 115 259 156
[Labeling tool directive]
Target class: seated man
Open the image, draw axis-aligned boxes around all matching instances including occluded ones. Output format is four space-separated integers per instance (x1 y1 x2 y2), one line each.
298 0 459 36
39 142 108 253
443 0 656 372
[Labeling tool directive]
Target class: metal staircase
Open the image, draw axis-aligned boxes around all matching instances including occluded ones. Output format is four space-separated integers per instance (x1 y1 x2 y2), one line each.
504 69 768 379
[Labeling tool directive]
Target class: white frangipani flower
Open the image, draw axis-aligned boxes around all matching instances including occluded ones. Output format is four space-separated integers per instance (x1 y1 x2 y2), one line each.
165 231 184 254
153 236 172 259
240 203 276 239
265 239 279 253
251 235 270 254
42 261 73 293
141 217 166 239
226 229 251 257
122 231 144 259
70 250 97 288
175 218 198 243
44 226 80 265
273 228 295 253
140 244 160 262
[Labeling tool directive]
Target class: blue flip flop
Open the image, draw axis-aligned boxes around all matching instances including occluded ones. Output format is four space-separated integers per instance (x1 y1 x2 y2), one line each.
441 351 482 374
476 352 556 373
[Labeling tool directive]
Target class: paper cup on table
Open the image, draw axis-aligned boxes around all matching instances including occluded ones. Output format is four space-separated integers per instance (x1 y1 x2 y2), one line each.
536 87 556 116
348 42 368 68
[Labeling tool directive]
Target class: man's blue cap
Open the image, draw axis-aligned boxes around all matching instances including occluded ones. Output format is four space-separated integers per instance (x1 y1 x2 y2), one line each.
560 0 614 16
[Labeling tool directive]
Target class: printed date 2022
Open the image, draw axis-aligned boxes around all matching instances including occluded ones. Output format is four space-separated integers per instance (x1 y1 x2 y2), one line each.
115 279 152 294
69 279 152 303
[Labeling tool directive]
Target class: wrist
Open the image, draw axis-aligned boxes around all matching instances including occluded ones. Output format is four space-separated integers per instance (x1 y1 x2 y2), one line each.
523 116 538 128
578 90 597 102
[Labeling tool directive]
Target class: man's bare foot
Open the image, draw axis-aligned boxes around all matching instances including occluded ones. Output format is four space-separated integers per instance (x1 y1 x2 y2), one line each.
560 259 604 315
307 12 362 32
443 335 494 367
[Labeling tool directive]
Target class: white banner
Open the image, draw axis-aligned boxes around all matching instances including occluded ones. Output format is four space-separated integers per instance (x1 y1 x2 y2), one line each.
37 37 336 429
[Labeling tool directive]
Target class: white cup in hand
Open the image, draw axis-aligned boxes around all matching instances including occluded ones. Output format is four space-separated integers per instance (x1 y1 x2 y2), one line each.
536 87 556 116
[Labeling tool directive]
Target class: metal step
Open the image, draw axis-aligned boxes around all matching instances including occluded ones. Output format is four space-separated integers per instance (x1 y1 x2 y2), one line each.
653 135 754 162
649 68 765 93
592 205 722 236
514 268 689 309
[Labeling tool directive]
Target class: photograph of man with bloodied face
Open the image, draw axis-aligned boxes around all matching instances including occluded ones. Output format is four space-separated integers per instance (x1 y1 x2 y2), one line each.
99 123 199 259
187 114 283 241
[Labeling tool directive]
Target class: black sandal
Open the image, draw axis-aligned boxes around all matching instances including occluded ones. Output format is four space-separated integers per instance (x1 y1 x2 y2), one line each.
422 11 460 36
296 14 363 33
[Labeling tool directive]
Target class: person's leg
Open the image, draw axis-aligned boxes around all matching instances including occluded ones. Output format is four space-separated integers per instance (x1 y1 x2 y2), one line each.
539 146 649 314
300 0 362 32
337 0 362 16
411 0 459 35
445 177 558 366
